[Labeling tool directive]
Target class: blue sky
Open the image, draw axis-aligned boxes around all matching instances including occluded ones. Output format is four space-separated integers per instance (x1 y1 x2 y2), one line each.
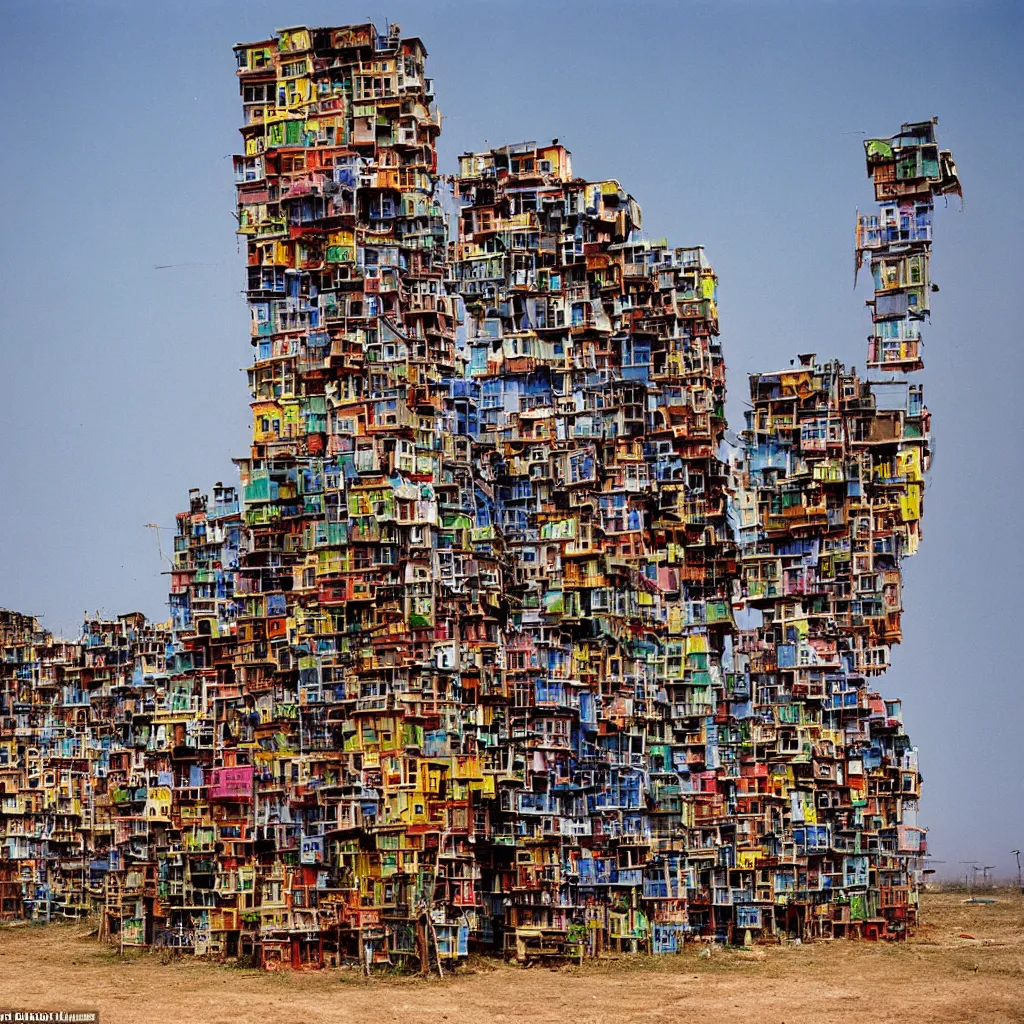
1 0 1021 878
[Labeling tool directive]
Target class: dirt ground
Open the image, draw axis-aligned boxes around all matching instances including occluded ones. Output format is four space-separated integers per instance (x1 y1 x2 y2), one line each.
1 890 1022 1024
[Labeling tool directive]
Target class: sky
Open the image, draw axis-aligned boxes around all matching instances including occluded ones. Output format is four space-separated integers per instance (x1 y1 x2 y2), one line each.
0 0 1021 880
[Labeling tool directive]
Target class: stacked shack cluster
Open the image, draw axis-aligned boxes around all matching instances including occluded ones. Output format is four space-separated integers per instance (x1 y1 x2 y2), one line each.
0 24 960 968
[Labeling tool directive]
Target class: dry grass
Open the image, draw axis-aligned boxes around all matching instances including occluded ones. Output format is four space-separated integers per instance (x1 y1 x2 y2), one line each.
1 890 1022 1024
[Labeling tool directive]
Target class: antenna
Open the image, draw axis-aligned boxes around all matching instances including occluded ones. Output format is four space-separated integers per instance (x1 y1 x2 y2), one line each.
145 524 173 567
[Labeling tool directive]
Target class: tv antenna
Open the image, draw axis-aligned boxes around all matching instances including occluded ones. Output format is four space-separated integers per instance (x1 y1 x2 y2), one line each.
145 523 174 567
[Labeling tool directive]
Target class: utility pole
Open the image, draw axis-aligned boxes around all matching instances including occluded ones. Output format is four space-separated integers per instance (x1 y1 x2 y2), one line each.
959 860 978 894
1012 850 1022 894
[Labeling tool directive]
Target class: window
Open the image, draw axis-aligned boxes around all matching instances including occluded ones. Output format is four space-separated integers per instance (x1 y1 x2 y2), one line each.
243 84 270 103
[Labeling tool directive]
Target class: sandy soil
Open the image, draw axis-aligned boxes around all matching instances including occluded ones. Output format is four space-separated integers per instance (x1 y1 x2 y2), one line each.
1 891 1021 1024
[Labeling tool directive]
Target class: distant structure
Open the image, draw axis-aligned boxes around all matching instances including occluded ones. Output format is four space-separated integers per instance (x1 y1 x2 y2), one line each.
0 25 960 968
857 119 962 373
